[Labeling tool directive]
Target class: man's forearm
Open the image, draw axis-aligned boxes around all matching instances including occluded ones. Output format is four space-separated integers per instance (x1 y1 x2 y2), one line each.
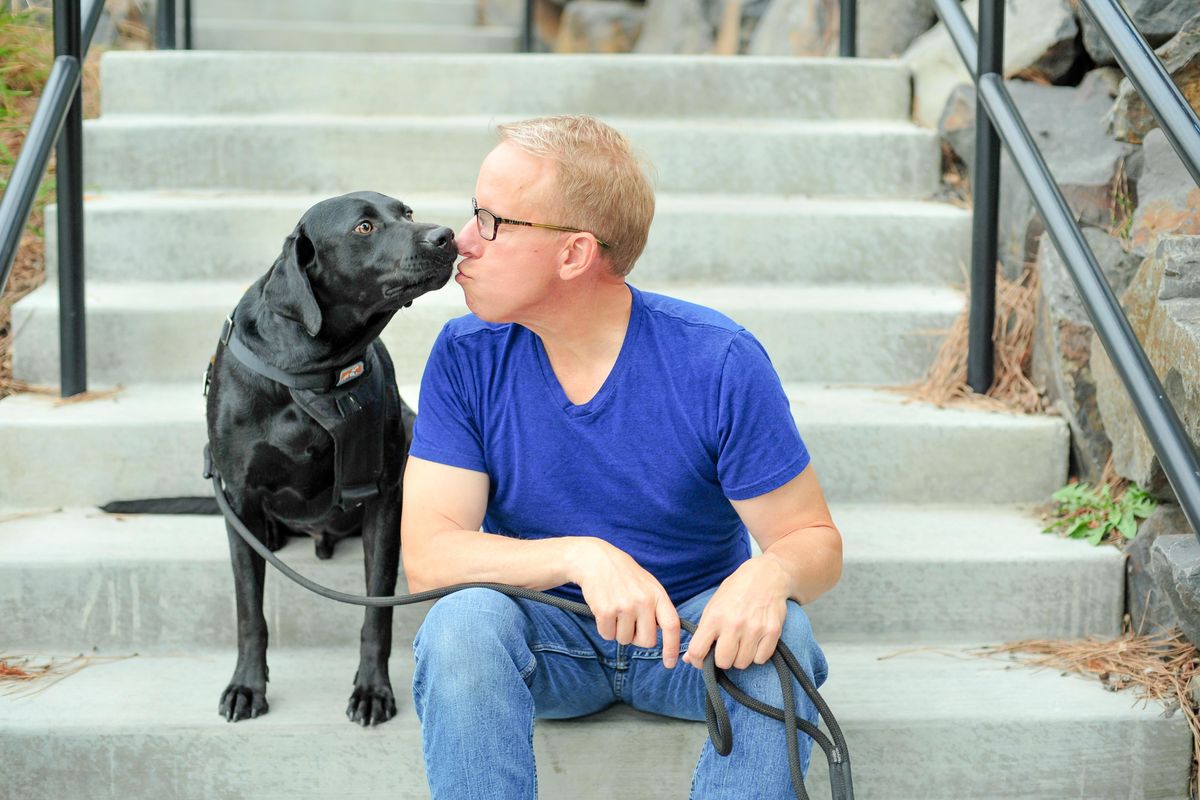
403 529 590 595
760 525 843 606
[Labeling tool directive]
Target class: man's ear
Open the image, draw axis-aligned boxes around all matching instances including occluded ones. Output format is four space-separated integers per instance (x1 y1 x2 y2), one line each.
263 225 322 336
559 233 601 282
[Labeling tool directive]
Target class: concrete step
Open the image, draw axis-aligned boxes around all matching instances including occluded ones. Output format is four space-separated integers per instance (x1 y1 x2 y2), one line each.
11 281 962 386
99 51 915 122
185 0 477 25
0 383 1068 508
81 115 942 198
187 19 519 53
0 644 1187 799
47 192 971 285
0 505 1122 654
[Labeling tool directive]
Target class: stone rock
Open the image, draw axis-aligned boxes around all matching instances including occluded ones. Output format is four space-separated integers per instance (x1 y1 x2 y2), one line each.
1091 234 1200 499
1033 228 1141 485
479 0 566 51
1127 503 1191 638
903 0 1080 128
634 0 714 54
1128 128 1200 258
940 75 1139 279
748 0 935 58
1149 534 1200 648
1081 0 1197 67
748 0 839 57
1107 12 1200 145
555 1 645 53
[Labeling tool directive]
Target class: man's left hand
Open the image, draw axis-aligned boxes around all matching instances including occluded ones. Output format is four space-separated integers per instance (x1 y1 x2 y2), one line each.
682 555 791 671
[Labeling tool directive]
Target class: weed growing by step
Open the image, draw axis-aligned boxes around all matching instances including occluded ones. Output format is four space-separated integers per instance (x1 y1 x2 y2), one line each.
1043 479 1157 546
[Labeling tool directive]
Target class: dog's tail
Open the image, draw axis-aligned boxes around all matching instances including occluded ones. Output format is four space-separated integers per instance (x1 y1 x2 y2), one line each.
101 497 220 515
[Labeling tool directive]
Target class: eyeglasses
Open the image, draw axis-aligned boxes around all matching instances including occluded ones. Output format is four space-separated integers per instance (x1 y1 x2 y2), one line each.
472 197 611 249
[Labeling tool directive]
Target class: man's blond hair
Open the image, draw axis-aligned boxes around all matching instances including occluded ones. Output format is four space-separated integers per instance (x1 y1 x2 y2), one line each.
496 115 655 277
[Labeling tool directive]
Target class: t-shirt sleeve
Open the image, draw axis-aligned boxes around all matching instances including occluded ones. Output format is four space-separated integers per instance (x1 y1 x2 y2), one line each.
408 323 489 474
715 329 811 501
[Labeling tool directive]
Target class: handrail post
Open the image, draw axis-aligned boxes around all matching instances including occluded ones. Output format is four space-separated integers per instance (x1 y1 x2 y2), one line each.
55 0 86 397
156 0 176 49
968 0 1003 394
522 0 535 53
840 0 856 57
183 0 192 49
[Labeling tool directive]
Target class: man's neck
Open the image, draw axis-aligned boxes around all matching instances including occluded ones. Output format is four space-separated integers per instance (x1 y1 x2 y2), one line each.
526 279 633 403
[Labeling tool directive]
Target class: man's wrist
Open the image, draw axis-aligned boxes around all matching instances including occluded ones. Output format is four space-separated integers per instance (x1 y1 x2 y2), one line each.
558 535 601 585
758 552 794 600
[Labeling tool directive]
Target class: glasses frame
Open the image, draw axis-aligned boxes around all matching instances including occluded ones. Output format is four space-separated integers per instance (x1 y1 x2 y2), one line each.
473 197 611 249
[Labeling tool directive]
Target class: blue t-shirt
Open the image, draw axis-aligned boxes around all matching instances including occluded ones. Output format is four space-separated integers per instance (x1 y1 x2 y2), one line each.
409 283 810 606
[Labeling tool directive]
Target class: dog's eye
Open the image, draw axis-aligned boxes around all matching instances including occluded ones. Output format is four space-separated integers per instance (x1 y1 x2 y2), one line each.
354 221 374 235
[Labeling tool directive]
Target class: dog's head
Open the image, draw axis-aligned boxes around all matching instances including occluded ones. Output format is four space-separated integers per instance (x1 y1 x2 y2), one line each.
263 191 457 339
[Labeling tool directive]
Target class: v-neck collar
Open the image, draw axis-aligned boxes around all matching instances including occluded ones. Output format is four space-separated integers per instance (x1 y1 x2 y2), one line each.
532 283 644 419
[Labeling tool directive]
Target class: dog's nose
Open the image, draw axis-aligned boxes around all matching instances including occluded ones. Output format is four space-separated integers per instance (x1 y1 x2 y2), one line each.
423 226 457 255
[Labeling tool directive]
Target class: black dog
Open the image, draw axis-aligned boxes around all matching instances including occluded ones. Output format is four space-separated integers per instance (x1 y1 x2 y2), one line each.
204 191 455 725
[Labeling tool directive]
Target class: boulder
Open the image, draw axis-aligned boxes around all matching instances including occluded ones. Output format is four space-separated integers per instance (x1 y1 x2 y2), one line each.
1032 228 1141 485
939 73 1139 279
556 1 645 53
479 0 566 51
1107 12 1200 145
1081 0 1197 67
903 0 1080 128
1149 533 1200 648
1127 503 1191 638
634 0 714 54
748 0 935 58
1091 234 1200 500
1128 128 1200 258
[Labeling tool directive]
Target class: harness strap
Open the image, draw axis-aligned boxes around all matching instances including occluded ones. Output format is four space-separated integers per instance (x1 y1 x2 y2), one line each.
209 314 386 513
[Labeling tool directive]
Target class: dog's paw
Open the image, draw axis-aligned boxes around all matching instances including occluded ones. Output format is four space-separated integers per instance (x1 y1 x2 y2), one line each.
346 682 397 727
218 683 269 722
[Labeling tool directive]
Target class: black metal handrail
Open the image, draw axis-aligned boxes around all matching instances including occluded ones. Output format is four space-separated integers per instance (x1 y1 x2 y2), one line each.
914 0 1200 542
0 0 104 398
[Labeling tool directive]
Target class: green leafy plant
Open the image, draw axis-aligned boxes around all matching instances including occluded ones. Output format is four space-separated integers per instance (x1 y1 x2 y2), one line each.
1043 481 1157 545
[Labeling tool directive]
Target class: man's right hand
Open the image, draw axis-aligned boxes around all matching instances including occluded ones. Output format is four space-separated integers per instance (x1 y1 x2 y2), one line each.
566 537 682 669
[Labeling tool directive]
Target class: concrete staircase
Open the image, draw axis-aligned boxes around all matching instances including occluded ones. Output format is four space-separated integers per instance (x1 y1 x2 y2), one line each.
181 0 519 53
0 17 1191 800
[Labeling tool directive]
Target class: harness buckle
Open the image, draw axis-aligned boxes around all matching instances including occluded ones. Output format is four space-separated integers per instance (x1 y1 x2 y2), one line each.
220 315 234 346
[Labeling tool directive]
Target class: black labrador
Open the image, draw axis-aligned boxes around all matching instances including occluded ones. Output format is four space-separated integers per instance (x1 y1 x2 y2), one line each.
205 191 455 725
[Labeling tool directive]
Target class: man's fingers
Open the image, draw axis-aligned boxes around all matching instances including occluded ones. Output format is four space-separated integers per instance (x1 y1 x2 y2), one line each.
634 603 659 649
714 631 741 671
595 611 617 642
615 610 636 645
685 625 716 669
658 599 681 668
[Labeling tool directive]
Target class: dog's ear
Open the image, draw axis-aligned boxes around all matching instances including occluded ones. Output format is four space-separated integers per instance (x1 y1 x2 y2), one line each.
264 226 323 337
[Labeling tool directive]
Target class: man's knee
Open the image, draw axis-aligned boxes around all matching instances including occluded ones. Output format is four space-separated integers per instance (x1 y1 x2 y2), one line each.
413 588 532 682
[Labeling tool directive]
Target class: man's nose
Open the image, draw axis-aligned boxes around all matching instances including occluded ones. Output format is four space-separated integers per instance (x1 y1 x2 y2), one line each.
455 217 481 257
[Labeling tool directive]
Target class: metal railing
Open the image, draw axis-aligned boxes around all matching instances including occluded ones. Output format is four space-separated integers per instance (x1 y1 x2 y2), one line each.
855 0 1200 542
0 0 105 398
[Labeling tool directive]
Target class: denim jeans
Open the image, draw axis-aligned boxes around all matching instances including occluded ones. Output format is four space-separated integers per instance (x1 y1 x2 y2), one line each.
411 585 830 799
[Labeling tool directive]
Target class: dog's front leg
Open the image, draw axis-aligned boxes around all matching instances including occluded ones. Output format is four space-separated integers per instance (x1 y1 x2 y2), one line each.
347 497 400 726
219 511 271 722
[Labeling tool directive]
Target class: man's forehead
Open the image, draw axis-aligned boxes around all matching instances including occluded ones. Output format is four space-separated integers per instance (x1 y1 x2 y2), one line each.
476 143 556 211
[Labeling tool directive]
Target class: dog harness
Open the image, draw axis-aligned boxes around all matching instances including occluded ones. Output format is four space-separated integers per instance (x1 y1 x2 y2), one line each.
205 315 389 515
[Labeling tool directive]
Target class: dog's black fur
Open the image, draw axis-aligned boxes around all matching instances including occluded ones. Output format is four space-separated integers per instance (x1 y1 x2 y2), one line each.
205 191 455 725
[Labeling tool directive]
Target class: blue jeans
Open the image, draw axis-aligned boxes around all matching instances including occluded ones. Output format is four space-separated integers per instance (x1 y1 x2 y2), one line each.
411 585 830 799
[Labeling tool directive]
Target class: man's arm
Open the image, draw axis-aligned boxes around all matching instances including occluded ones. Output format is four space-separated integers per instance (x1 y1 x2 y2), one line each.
400 455 684 667
400 455 576 593
682 464 842 670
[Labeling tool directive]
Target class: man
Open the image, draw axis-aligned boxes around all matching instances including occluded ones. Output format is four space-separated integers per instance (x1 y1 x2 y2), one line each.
401 114 842 799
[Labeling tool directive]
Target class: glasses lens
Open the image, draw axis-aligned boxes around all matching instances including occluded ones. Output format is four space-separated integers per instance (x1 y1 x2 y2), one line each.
476 206 497 241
